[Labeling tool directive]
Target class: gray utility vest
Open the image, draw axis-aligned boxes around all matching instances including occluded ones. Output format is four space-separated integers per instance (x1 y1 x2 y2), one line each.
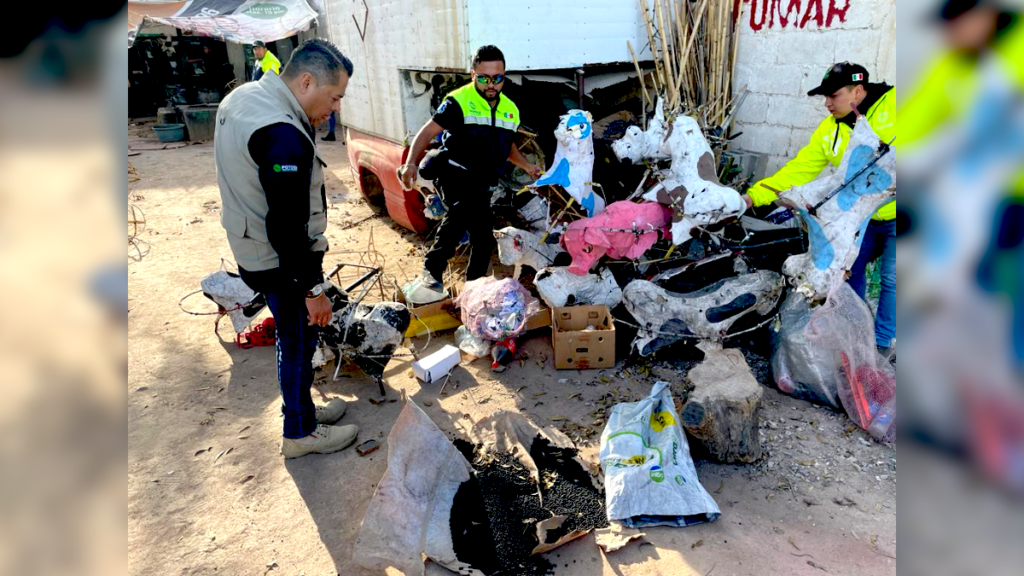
214 73 328 272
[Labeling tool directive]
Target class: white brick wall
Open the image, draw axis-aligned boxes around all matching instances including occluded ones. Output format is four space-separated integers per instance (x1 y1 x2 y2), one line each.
731 0 896 176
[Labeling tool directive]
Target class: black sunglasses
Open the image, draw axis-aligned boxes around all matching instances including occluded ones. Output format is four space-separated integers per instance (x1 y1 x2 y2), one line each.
475 73 505 86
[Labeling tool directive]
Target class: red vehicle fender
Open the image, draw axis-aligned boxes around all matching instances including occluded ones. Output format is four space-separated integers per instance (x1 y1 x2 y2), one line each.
345 128 428 234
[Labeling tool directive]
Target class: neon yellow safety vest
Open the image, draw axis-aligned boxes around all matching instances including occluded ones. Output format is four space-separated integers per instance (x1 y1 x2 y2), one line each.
259 50 281 76
748 87 897 221
439 83 521 181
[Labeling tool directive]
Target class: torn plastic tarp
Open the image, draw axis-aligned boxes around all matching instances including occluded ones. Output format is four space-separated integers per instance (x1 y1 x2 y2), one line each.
622 270 785 355
533 110 605 217
128 0 318 47
353 400 481 576
779 119 896 302
455 277 541 341
563 201 672 275
535 266 622 309
518 195 550 231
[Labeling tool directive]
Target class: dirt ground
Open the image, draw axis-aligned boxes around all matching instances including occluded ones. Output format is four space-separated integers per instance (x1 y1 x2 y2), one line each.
127 120 896 576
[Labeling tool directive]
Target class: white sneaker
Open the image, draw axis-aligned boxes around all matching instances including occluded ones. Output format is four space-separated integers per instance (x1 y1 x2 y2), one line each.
402 270 448 305
281 424 358 459
315 398 347 424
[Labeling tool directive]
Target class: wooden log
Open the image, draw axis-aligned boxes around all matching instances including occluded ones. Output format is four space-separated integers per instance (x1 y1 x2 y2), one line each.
682 347 764 463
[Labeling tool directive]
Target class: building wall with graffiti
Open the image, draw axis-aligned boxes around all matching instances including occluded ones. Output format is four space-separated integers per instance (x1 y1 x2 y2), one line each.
730 0 896 176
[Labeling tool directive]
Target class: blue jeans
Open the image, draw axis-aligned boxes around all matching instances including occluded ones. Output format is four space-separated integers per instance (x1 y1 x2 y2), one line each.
267 293 319 439
328 111 336 134
848 219 896 348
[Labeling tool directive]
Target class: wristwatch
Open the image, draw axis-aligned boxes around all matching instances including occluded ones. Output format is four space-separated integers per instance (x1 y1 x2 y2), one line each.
305 284 324 299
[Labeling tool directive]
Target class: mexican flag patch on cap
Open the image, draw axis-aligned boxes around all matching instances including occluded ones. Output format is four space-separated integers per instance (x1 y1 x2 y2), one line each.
852 73 864 81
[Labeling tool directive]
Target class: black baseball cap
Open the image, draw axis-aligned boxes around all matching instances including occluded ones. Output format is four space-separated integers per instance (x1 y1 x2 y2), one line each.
936 0 996 21
807 62 870 96
253 40 267 48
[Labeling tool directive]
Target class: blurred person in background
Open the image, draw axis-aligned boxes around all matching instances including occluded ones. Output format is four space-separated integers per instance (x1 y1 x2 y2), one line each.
900 0 1023 357
741 62 897 354
898 0 1024 492
323 111 337 141
251 40 281 81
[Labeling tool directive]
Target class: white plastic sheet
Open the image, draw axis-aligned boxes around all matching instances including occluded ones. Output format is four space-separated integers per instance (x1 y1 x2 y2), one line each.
534 267 622 309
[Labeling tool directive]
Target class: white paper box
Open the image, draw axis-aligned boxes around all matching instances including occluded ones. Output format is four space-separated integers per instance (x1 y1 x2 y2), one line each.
412 345 461 383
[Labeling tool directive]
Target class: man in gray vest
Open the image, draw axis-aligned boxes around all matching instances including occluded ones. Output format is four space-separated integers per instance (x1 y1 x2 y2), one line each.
215 39 356 459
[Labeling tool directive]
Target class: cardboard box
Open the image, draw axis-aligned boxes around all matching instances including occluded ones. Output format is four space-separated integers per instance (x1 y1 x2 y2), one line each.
553 305 615 369
524 306 552 332
412 344 461 383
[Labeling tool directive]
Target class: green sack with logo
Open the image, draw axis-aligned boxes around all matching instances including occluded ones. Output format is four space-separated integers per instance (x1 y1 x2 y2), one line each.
599 381 721 528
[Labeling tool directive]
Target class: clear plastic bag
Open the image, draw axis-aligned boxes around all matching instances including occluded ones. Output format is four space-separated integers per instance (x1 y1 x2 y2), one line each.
769 292 842 409
454 325 491 359
806 282 896 443
455 277 540 341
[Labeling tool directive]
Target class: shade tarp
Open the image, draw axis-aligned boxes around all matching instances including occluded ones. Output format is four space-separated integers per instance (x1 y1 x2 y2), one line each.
128 0 317 47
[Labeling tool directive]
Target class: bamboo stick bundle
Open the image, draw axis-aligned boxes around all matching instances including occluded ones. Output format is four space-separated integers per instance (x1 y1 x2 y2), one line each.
629 0 744 144
626 40 651 128
639 0 665 93
655 0 677 110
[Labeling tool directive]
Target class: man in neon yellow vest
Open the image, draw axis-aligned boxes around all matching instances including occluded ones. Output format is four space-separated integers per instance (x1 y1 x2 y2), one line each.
397 45 543 304
252 40 281 81
740 63 896 353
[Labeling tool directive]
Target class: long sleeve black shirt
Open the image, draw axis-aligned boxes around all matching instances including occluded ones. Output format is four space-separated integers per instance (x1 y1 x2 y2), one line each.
238 122 325 296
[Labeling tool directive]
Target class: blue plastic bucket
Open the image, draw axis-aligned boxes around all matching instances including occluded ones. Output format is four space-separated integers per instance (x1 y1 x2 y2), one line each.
152 123 186 143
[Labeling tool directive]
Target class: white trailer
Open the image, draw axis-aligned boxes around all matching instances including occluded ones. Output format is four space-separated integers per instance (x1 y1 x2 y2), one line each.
322 0 653 232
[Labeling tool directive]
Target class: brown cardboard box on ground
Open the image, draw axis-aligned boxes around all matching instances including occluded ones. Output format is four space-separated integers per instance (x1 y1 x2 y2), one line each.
525 306 552 332
552 305 615 369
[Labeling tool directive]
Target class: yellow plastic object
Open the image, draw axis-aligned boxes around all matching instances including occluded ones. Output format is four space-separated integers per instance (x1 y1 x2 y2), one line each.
405 312 462 338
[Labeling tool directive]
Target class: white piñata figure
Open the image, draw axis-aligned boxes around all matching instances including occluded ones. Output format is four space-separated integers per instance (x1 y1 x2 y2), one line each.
494 226 565 279
612 98 670 163
613 98 746 244
779 119 896 301
533 109 604 217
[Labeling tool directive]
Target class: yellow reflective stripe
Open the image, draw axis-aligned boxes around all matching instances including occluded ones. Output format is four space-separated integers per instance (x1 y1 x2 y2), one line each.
495 119 518 131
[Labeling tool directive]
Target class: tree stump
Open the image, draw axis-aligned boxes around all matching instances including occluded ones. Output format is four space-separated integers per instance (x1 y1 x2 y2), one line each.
682 347 763 463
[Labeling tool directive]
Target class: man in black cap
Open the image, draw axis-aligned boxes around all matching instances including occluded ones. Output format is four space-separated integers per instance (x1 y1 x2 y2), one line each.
252 40 281 81
741 63 897 354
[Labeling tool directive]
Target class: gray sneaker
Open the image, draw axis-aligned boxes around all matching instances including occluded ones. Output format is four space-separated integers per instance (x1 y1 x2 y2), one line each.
402 269 448 305
281 424 358 459
315 398 347 424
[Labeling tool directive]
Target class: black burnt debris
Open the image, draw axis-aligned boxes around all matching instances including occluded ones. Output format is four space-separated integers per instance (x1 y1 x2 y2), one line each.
449 437 607 576
530 438 608 543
